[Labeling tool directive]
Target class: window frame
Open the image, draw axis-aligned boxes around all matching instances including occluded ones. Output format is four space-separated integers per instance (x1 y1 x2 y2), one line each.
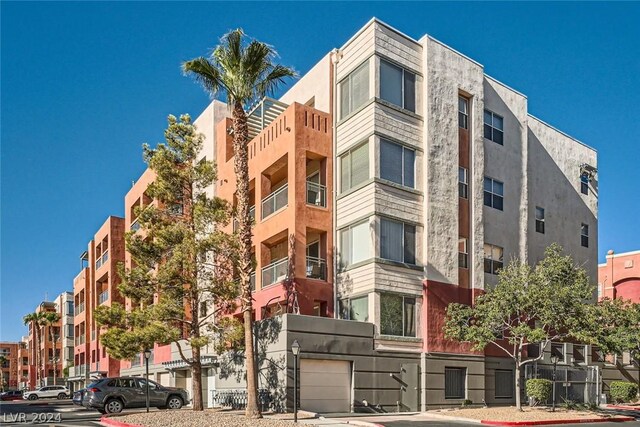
339 219 370 268
379 293 416 337
484 243 504 275
458 96 469 129
340 142 370 193
339 295 369 322
535 207 545 234
580 174 589 195
484 109 504 145
459 167 468 199
380 139 416 188
340 61 370 120
379 217 416 265
581 223 589 248
379 58 416 112
494 369 514 399
444 367 467 399
484 177 504 211
458 237 468 269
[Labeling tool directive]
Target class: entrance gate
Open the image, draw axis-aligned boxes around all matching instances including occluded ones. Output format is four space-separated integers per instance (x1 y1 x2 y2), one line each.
525 364 599 404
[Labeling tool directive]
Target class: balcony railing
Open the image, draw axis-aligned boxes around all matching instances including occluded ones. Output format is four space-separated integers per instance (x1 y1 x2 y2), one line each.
130 218 141 232
261 185 288 219
233 206 256 232
98 290 109 305
95 251 108 269
306 181 326 207
306 256 327 280
75 336 85 346
74 303 85 316
261 258 288 288
69 364 87 377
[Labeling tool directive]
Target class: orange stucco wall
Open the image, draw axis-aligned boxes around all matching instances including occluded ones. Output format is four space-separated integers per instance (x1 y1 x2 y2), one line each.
598 251 640 303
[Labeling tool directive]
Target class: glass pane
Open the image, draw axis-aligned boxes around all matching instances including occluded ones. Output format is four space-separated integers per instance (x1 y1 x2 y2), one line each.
459 167 467 184
340 228 351 267
380 218 403 262
493 195 503 211
404 224 416 264
380 140 403 185
535 207 544 220
338 299 349 319
458 97 468 114
380 60 403 107
484 110 492 125
484 191 492 207
351 221 370 264
458 238 467 253
404 71 416 112
403 298 416 337
340 79 350 119
493 180 503 196
340 153 351 192
350 143 369 188
494 129 504 145
403 148 415 188
380 293 403 336
484 124 492 140
351 62 369 112
484 177 492 192
581 224 589 235
493 114 504 130
492 245 504 262
484 244 492 259
350 296 369 322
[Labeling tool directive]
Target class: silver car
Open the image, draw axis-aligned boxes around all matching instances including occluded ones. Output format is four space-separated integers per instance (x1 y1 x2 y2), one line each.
81 377 189 414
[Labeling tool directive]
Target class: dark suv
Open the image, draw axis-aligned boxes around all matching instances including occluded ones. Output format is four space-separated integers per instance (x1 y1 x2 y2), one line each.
80 377 189 414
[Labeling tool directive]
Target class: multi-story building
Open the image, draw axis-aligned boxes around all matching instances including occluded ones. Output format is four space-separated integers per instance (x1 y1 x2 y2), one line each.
18 337 30 390
69 261 90 391
598 249 640 303
53 291 74 385
0 342 20 390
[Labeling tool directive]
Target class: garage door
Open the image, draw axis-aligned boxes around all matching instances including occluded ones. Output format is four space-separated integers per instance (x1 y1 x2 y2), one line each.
300 359 351 413
157 372 171 387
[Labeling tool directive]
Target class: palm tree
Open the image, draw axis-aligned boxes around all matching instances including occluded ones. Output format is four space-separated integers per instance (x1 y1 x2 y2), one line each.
43 312 61 385
183 29 295 418
23 312 46 387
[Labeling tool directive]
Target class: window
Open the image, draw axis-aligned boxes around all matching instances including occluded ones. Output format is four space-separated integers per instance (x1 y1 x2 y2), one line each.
380 293 416 337
459 96 469 129
340 143 369 192
338 295 369 322
66 301 74 316
551 343 564 361
484 109 504 145
581 223 589 248
495 370 514 398
66 324 74 338
484 243 504 274
380 139 415 188
379 59 416 112
573 345 585 362
445 367 466 399
528 343 540 359
380 218 416 264
484 177 504 210
339 220 370 267
340 62 369 119
458 167 468 199
580 174 589 195
458 238 468 269
535 207 545 234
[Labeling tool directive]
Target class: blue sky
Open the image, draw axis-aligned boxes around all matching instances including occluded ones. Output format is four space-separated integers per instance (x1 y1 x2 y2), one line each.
1 2 639 341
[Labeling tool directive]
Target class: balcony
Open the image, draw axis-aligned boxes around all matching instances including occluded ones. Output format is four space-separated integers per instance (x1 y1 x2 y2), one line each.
95 250 109 269
130 218 141 232
306 256 327 280
261 258 288 288
75 336 85 346
69 364 87 378
74 303 85 316
261 185 288 220
98 290 109 305
306 181 326 207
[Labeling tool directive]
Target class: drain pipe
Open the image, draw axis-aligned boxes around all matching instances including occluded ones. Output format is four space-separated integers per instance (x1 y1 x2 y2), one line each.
331 48 341 319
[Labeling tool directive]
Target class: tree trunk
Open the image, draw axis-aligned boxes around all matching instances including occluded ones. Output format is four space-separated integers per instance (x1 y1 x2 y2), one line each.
232 102 261 419
35 325 42 387
515 363 522 411
192 346 203 411
50 327 57 385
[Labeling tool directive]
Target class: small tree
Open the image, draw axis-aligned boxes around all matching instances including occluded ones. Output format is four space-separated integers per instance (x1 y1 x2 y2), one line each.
444 244 593 410
526 379 552 406
95 114 241 411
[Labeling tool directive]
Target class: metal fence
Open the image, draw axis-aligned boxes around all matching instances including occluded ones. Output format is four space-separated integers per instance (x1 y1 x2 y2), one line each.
211 389 273 412
525 364 599 404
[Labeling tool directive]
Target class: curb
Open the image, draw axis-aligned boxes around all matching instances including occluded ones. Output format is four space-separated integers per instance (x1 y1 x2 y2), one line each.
480 416 636 426
100 415 144 427
607 404 640 411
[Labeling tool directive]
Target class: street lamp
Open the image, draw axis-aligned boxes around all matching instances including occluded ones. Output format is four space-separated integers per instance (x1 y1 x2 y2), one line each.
143 349 151 413
291 340 300 423
550 354 559 412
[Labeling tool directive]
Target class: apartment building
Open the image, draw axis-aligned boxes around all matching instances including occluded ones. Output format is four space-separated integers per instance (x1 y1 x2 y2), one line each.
0 342 20 390
18 337 30 390
598 249 640 303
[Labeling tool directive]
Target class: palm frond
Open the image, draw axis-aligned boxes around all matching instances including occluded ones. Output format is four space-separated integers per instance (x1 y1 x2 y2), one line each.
182 57 227 98
256 64 297 98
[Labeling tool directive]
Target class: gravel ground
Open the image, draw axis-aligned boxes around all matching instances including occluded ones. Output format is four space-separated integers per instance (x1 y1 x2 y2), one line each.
433 406 626 421
110 409 318 427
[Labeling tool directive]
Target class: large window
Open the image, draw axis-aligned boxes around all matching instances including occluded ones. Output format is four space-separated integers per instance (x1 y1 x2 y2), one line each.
380 218 416 264
459 96 469 129
484 177 504 210
340 143 369 192
445 367 467 399
484 109 504 145
339 220 370 268
459 167 468 199
484 243 504 275
380 59 416 112
458 237 468 269
535 207 545 234
380 293 416 337
66 301 74 316
495 370 514 398
340 62 369 119
338 295 369 322
581 223 589 248
380 139 415 188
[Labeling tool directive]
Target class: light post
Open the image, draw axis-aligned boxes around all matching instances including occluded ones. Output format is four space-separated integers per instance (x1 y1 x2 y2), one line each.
550 354 559 412
291 340 300 423
143 349 151 413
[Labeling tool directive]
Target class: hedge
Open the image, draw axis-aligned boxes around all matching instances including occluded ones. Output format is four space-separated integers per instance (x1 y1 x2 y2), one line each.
526 378 552 406
610 381 638 403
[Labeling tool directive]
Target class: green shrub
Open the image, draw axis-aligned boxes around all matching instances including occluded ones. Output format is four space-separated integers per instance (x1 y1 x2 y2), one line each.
460 399 473 408
561 398 578 410
610 381 638 403
526 379 552 406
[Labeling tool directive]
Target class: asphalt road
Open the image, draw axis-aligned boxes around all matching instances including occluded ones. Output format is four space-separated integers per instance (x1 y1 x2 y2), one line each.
1 399 108 426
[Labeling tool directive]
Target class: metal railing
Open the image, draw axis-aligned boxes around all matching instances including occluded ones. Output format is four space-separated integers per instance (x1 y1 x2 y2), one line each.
74 303 85 316
261 185 288 219
261 258 288 288
75 336 85 346
306 256 327 280
95 251 108 269
98 290 109 305
306 181 326 207
211 389 272 411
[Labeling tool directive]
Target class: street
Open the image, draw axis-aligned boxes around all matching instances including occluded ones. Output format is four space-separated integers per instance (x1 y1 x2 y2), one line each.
1 399 105 426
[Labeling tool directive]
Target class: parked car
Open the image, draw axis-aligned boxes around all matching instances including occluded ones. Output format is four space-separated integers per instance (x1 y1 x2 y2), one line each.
0 390 24 401
81 377 189 414
23 385 70 400
72 388 85 406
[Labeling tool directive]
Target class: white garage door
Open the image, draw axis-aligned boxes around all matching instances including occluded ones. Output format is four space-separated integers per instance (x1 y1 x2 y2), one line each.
300 359 351 413
157 372 171 387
